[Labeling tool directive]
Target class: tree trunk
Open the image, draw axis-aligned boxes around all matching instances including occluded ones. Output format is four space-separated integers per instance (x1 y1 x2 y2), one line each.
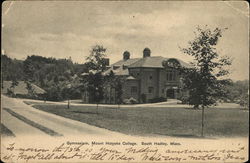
67 98 70 109
201 105 205 137
96 103 99 114
117 103 120 111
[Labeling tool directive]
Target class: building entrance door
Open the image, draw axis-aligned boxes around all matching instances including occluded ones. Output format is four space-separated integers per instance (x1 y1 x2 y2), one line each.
166 89 175 99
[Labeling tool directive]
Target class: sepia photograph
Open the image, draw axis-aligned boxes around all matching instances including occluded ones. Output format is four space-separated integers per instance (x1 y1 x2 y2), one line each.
1 1 249 162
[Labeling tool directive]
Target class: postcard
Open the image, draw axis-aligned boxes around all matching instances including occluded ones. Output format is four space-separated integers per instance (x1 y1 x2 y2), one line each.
1 1 249 162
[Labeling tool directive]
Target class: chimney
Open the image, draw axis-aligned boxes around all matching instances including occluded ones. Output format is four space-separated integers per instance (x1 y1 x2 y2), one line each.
123 51 130 60
143 48 151 58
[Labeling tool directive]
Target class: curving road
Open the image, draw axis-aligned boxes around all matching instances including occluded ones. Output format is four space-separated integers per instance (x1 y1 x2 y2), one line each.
1 95 126 138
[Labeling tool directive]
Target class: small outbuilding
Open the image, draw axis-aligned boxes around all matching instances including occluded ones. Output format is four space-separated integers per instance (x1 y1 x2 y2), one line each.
2 81 46 98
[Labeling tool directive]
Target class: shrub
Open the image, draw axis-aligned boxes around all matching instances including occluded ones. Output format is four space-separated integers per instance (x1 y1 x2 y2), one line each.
123 97 138 104
148 97 167 103
238 94 249 109
178 95 189 104
6 88 15 97
141 94 146 103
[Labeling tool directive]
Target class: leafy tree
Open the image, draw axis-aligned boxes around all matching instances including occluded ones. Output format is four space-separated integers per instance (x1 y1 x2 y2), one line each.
81 45 108 113
181 26 232 109
22 55 81 101
5 76 19 97
10 79 19 89
180 26 232 137
115 77 123 107
105 70 124 108
23 57 36 82
227 80 249 102
25 81 36 98
239 93 249 109
224 80 249 108
1 54 25 82
86 45 108 72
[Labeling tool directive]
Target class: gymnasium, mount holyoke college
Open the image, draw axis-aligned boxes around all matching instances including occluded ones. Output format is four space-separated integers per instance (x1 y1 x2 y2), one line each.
81 48 191 104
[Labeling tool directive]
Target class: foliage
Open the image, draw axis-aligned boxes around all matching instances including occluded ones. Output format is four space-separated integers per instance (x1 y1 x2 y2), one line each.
238 94 249 108
140 93 147 103
25 81 36 98
177 95 189 104
1 54 25 82
10 79 19 90
85 72 104 103
123 97 138 104
223 80 249 108
1 54 87 101
180 26 232 108
104 70 124 104
85 45 108 72
6 88 15 97
224 80 249 102
80 45 108 104
148 97 167 103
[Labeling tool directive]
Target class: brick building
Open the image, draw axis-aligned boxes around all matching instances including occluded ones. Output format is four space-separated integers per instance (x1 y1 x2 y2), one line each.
82 48 190 104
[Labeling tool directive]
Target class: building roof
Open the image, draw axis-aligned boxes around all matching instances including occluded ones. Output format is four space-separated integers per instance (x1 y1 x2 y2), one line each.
103 66 129 76
128 56 165 68
129 56 192 68
2 81 46 95
112 58 141 67
103 55 191 76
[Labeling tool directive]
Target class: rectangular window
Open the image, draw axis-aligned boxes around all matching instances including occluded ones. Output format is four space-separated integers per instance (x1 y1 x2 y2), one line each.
166 70 177 81
169 73 173 81
131 86 137 94
173 72 176 81
148 87 154 93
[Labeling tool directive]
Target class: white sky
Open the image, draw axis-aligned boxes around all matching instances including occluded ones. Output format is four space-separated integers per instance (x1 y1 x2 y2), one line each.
2 1 249 80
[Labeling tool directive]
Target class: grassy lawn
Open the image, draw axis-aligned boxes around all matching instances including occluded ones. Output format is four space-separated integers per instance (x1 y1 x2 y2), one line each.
32 103 249 138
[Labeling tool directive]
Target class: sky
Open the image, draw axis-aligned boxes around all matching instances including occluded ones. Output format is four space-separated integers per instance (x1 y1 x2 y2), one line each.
2 1 249 81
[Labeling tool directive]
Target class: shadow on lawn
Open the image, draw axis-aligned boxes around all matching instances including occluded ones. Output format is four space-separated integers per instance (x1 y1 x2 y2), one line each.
171 134 217 139
155 132 216 139
71 111 98 115
171 134 201 138
1 123 15 137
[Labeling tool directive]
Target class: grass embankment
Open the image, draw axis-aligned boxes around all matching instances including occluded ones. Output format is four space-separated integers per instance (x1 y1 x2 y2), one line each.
0 123 15 137
3 108 62 137
32 103 249 137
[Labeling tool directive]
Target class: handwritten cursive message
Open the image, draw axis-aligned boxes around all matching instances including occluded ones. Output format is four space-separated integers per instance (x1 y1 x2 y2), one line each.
2 141 246 162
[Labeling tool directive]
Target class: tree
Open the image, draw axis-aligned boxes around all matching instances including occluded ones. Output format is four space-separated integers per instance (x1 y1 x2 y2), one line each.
181 26 232 108
225 80 249 108
10 79 19 90
1 54 25 83
25 81 36 98
105 70 124 109
81 45 108 113
86 45 108 72
180 26 232 137
115 77 123 108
